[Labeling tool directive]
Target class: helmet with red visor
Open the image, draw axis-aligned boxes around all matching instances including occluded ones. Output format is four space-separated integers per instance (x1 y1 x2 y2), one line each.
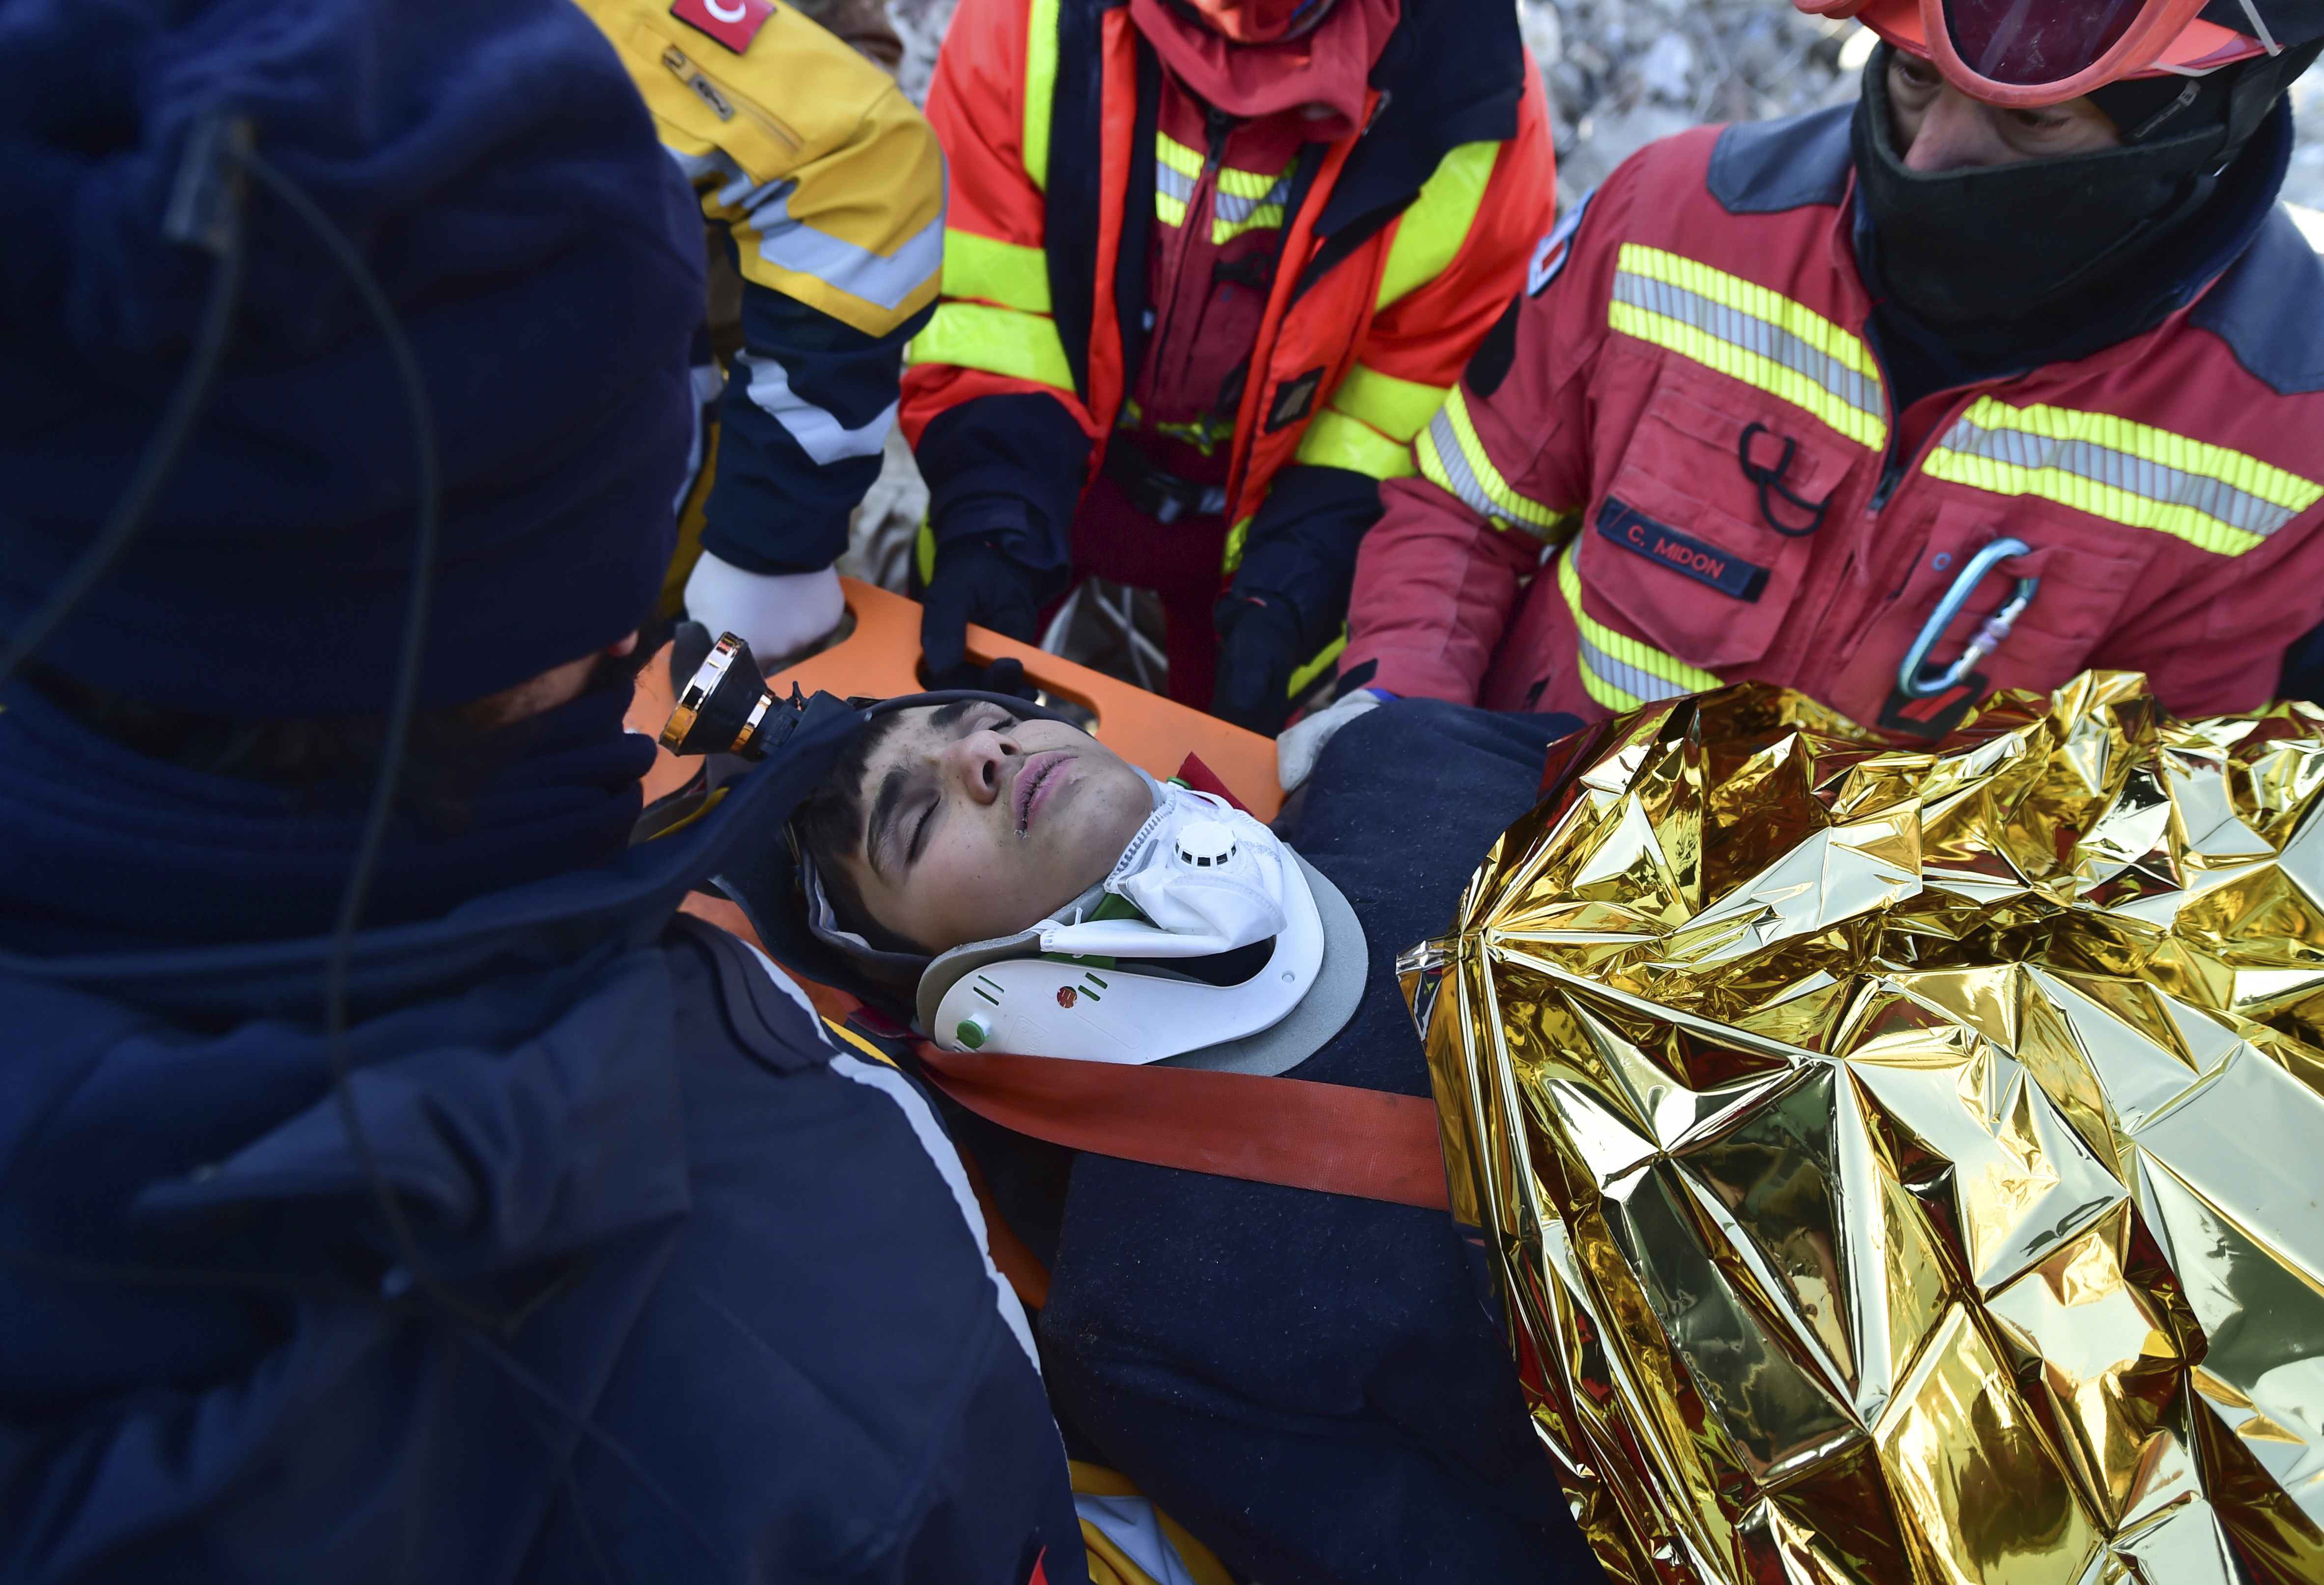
1795 0 2279 107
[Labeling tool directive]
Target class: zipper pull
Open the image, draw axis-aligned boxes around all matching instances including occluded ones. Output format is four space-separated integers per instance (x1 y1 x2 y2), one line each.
1204 108 1233 175
1868 460 1903 514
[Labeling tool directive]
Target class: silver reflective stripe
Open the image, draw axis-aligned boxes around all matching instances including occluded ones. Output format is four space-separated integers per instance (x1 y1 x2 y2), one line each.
1425 407 1502 521
1610 268 1883 430
1156 163 1195 204
1215 178 1290 225
671 147 945 312
1578 632 1695 708
729 938 1041 1372
1934 413 2306 540
737 351 897 466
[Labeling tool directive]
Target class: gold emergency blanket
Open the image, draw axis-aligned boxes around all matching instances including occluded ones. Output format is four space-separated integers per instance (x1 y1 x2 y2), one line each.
1401 672 2324 1585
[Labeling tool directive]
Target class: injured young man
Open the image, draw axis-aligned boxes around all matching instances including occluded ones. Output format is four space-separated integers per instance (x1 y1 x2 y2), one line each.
740 688 1612 1585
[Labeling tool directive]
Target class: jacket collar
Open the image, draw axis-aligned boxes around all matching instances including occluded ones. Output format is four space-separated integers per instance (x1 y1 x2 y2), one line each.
0 737 802 1026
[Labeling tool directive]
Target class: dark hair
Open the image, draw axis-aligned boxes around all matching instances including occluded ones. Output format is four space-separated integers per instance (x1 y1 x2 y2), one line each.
787 708 925 956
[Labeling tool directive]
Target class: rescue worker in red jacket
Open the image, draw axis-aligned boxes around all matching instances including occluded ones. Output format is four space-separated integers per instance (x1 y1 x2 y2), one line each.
1332 0 2324 750
900 0 1555 732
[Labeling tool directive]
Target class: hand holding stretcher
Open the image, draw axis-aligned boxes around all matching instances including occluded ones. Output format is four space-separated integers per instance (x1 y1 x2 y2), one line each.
625 577 1450 1307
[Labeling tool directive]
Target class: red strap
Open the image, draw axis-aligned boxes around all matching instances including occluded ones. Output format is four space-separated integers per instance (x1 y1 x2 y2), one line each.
674 895 1448 1212
916 1045 1450 1211
1173 751 1252 812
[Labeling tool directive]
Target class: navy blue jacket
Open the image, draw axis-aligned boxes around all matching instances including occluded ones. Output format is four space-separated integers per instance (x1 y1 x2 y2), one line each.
0 762 1083 1585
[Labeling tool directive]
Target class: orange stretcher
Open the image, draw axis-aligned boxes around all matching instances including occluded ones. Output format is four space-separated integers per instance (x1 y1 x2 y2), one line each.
627 576 1284 820
624 577 1444 1308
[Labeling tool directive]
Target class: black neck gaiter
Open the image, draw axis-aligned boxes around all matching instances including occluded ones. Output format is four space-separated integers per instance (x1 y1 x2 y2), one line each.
1850 46 2238 332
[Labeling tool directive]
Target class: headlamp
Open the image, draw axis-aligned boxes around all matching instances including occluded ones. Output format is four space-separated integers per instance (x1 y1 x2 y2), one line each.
1798 0 2268 107
661 632 795 760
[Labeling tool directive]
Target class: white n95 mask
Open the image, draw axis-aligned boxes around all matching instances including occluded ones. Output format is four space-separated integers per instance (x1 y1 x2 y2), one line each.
1037 785 1288 960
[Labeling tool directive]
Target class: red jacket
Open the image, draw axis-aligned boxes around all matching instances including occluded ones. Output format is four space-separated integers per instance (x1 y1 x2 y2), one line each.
1343 107 2324 737
901 0 1553 660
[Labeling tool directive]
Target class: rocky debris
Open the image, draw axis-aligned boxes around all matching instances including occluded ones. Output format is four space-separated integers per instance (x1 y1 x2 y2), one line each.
2289 61 2324 211
1525 0 1869 200
890 0 955 110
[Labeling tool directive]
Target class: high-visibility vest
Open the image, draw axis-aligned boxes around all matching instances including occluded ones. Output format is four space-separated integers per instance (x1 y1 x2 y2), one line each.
901 0 1555 563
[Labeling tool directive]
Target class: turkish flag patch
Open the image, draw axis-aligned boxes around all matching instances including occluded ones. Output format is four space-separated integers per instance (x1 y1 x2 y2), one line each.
671 0 775 53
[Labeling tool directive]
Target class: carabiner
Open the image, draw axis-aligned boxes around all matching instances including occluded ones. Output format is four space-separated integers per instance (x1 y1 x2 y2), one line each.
1896 537 2040 700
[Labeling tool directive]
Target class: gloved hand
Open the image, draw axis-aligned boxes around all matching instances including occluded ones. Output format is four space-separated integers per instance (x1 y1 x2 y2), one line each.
920 540 1049 691
682 553 846 667
1276 687 1387 792
1211 594 1308 737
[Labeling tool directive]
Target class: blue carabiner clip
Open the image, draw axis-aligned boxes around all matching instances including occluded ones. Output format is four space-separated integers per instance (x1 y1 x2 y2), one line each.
1896 537 2040 700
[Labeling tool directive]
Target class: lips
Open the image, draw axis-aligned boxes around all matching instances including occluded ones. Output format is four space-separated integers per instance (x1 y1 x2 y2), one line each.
1013 751 1069 834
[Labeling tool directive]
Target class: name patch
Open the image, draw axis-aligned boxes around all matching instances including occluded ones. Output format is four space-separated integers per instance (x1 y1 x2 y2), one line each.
671 0 775 54
1596 497 1768 601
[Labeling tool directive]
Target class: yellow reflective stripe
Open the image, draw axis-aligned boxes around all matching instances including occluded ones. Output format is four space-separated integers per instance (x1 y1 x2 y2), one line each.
1375 141 1498 310
1157 130 1205 178
1415 387 1565 535
1295 409 1417 478
1922 396 2324 557
1024 0 1059 192
1157 133 1294 243
823 1018 899 1069
907 301 1074 392
1288 627 1349 697
941 229 1050 314
1329 363 1450 442
915 515 936 586
1220 513 1254 575
1210 205 1284 244
1218 164 1291 200
1607 243 1886 451
1557 549 1718 713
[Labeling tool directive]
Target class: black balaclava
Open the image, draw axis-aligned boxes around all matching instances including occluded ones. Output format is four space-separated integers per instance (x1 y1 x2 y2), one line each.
1851 37 2321 334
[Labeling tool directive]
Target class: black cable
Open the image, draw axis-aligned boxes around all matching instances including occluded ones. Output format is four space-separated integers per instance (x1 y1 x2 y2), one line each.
0 149 247 692
0 120 734 1581
233 147 736 1578
231 146 535 1341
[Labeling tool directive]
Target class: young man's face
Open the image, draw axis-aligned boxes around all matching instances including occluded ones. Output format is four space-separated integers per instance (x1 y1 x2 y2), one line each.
837 700 1156 953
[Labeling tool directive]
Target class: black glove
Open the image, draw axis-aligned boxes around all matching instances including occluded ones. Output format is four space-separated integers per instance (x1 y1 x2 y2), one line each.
1211 594 1308 737
920 540 1049 692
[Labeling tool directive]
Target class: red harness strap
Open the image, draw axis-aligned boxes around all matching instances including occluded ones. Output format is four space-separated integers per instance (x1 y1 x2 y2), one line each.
914 1045 1449 1212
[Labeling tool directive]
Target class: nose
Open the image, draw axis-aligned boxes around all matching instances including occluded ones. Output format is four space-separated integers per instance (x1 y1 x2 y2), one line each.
1903 83 2008 173
944 726 1017 805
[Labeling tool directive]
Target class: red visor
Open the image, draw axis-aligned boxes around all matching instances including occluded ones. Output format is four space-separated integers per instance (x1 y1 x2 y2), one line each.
1797 0 2265 105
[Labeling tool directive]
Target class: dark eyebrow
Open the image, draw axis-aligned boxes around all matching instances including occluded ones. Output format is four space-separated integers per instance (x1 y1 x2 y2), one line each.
864 766 911 878
862 704 1007 877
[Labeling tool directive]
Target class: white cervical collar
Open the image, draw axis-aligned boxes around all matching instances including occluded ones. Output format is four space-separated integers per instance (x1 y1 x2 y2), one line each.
918 772 1344 1066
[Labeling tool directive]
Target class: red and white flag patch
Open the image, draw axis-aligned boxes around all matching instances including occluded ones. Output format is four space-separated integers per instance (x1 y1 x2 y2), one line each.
670 0 775 53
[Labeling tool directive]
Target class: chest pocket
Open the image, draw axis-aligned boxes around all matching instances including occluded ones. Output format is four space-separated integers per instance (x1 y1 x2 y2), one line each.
1578 366 1867 671
630 20 807 181
1833 494 2153 717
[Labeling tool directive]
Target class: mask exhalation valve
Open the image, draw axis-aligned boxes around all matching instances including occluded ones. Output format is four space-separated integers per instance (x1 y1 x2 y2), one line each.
1174 820 1238 869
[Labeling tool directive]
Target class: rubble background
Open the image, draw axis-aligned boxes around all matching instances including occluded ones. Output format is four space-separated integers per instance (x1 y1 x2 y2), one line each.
850 0 2324 680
